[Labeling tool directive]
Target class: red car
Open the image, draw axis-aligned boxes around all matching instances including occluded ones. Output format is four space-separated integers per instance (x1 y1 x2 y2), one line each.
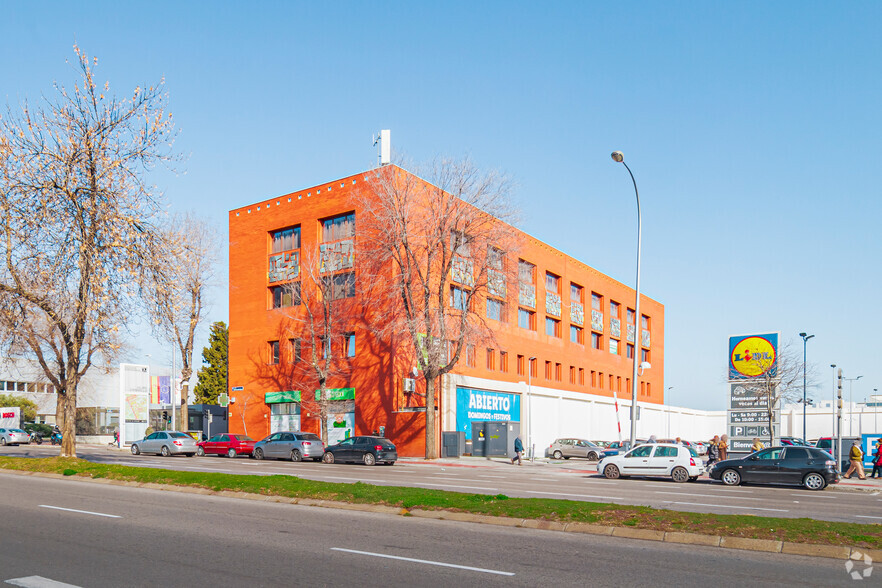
196 433 256 458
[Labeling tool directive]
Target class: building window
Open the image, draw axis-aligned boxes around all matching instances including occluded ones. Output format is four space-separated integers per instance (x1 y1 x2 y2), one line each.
271 227 301 253
646 382 651 397
488 246 504 269
529 357 537 378
578 368 585 386
486 348 495 370
518 259 535 284
610 300 620 318
518 308 535 330
344 333 356 357
570 283 583 303
617 376 622 392
518 259 536 308
545 361 552 380
570 325 583 344
451 286 469 311
451 230 471 257
627 308 635 324
269 341 280 365
627 344 635 359
545 317 560 337
271 283 301 308
486 298 505 321
609 375 614 390
590 370 597 387
500 351 508 372
609 339 619 355
545 272 560 294
322 212 355 242
641 314 650 329
517 354 525 376
322 272 355 300
591 332 602 350
290 338 301 363
641 382 646 396
592 292 602 311
599 372 604 389
642 348 650 363
555 363 562 381
466 345 476 367
569 366 576 384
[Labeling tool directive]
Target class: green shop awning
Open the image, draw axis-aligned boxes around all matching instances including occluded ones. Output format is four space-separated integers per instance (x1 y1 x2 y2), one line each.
265 390 302 404
314 388 355 401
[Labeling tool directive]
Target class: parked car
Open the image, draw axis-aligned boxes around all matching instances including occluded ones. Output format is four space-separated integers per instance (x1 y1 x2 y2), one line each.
548 438 604 460
253 431 324 462
197 433 256 458
690 441 707 455
322 436 397 465
779 436 812 447
599 439 647 459
0 428 30 446
709 446 838 490
130 431 197 456
597 443 704 482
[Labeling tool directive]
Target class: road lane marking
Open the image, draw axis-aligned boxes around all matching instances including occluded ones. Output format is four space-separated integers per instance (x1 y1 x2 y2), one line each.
6 576 82 587
416 483 498 491
526 491 617 500
790 493 836 498
855 515 882 520
654 491 760 500
330 548 514 576
664 501 787 512
38 505 120 518
478 475 507 479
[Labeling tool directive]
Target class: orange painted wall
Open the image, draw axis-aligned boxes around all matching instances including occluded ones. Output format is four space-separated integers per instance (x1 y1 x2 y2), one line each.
228 166 664 457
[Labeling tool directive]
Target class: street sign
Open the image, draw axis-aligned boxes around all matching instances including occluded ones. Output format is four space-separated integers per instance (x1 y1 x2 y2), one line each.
730 424 777 438
729 410 772 424
218 393 229 408
729 383 771 409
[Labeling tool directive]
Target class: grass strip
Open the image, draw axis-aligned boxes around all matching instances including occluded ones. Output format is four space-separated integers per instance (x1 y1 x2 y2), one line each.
2 456 879 548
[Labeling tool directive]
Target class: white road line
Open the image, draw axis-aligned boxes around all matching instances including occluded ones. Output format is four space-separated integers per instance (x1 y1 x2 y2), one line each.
529 478 556 481
790 493 836 498
478 475 508 479
303 476 387 483
431 473 462 476
654 491 760 501
526 491 617 500
664 501 788 513
416 483 498 491
330 548 515 576
855 515 882 520
6 576 82 587
38 505 120 518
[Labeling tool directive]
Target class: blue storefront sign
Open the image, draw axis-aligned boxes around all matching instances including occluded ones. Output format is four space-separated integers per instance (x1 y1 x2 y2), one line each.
456 387 520 440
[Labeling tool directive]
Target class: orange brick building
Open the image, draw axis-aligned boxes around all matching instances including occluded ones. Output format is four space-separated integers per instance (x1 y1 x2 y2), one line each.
228 165 664 457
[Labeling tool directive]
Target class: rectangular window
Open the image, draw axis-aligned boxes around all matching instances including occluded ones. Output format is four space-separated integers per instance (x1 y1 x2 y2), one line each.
291 338 302 363
322 212 355 242
570 325 583 344
345 333 356 358
451 286 469 311
642 348 650 363
529 357 537 378
486 348 495 370
590 370 597 387
271 227 301 253
578 368 585 386
591 332 601 350
271 283 301 308
545 272 560 294
545 361 552 380
518 308 535 330
646 382 651 397
592 292 602 311
518 260 535 284
322 272 355 300
617 376 622 392
641 381 646 396
500 351 508 372
320 337 330 359
466 345 476 367
599 372 604 389
610 300 620 318
517 354 525 376
487 246 504 269
569 366 576 384
555 363 562 381
570 283 583 302
627 308 635 324
609 339 619 355
641 315 650 329
545 317 560 337
627 344 635 359
486 298 504 321
451 231 471 256
609 374 614 390
269 341 280 365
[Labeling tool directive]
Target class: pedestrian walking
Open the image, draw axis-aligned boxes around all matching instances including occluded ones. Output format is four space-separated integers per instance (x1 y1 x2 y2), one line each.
706 436 720 471
719 434 729 461
872 440 882 479
751 437 764 452
511 436 524 466
843 440 866 480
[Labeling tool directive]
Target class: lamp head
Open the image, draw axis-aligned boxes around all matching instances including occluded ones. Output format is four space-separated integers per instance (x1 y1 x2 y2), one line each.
611 151 624 163
799 332 806 337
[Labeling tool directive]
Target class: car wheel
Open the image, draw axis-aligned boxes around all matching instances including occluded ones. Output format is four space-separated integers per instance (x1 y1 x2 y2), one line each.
671 466 689 483
803 472 827 491
291 449 302 462
227 448 238 459
0 438 7 446
322 451 335 464
721 469 741 486
603 464 620 479
131 444 140 455
253 448 264 460
587 452 598 461
161 445 171 457
363 452 376 466
196 447 205 457
552 450 563 459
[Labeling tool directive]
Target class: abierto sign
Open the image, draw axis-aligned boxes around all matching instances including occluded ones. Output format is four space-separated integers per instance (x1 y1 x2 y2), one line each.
728 333 778 379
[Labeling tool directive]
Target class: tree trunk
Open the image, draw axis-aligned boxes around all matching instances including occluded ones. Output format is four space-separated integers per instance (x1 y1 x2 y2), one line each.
60 388 77 458
180 383 189 433
425 376 438 459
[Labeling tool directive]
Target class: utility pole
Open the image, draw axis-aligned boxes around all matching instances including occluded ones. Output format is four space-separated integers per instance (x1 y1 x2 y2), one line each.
836 369 843 472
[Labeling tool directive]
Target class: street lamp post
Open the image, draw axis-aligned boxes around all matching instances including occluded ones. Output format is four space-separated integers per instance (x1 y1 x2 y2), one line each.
798 333 814 443
830 364 836 436
611 150 642 447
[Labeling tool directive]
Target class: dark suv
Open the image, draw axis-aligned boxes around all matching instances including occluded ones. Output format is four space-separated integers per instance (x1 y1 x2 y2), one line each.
322 436 398 465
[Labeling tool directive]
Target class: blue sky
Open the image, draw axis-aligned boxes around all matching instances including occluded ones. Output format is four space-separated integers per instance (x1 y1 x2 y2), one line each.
3 2 880 410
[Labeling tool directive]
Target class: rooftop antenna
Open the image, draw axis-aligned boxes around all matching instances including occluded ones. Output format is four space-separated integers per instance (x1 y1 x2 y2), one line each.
372 129 390 167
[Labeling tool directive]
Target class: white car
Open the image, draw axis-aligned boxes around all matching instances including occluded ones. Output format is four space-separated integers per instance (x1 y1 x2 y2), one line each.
597 442 704 482
0 428 30 446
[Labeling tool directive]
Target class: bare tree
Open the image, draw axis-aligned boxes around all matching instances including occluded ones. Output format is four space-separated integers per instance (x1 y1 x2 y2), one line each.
141 212 219 431
358 159 517 459
0 47 177 456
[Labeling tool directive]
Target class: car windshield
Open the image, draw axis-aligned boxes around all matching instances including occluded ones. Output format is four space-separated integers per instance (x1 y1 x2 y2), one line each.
169 432 191 439
376 439 395 449
11 429 25 433
687 447 699 458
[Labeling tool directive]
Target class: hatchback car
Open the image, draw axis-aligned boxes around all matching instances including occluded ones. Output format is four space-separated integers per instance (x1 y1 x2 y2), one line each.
322 436 397 465
0 428 30 446
197 433 256 458
597 443 704 482
253 431 325 462
131 431 197 456
709 446 838 490
549 438 603 460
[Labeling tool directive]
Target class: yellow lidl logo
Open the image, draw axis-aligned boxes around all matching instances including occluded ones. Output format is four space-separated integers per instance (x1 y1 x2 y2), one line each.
730 336 776 377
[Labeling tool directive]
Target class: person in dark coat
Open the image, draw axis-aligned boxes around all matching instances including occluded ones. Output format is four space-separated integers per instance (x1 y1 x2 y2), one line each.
871 440 882 479
512 436 524 466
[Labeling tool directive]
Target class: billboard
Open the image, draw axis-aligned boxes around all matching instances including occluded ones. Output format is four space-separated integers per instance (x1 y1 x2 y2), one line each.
455 387 520 441
119 364 149 447
728 333 778 379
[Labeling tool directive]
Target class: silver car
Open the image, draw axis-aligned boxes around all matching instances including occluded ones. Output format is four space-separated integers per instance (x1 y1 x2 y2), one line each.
131 431 197 457
253 431 325 462
549 438 603 460
0 428 30 446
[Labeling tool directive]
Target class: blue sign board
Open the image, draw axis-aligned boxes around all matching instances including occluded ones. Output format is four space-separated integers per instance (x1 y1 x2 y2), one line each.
456 387 520 440
863 434 881 468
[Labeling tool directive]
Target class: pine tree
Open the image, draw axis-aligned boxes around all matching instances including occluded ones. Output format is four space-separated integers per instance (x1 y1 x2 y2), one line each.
193 321 228 405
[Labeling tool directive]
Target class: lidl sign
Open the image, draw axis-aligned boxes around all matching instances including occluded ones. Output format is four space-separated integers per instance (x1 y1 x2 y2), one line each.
729 333 778 379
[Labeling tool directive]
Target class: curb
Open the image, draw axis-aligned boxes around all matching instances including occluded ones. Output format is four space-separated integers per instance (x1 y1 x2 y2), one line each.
1 468 877 561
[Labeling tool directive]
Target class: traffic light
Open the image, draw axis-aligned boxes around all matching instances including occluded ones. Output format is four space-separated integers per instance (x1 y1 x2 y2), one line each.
162 411 169 423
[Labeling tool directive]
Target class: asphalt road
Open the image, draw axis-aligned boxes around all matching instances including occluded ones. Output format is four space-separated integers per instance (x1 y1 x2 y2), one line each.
0 473 866 587
3 444 880 525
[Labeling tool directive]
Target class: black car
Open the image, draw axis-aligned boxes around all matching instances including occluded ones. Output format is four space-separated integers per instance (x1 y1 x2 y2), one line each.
322 436 397 466
709 446 838 491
